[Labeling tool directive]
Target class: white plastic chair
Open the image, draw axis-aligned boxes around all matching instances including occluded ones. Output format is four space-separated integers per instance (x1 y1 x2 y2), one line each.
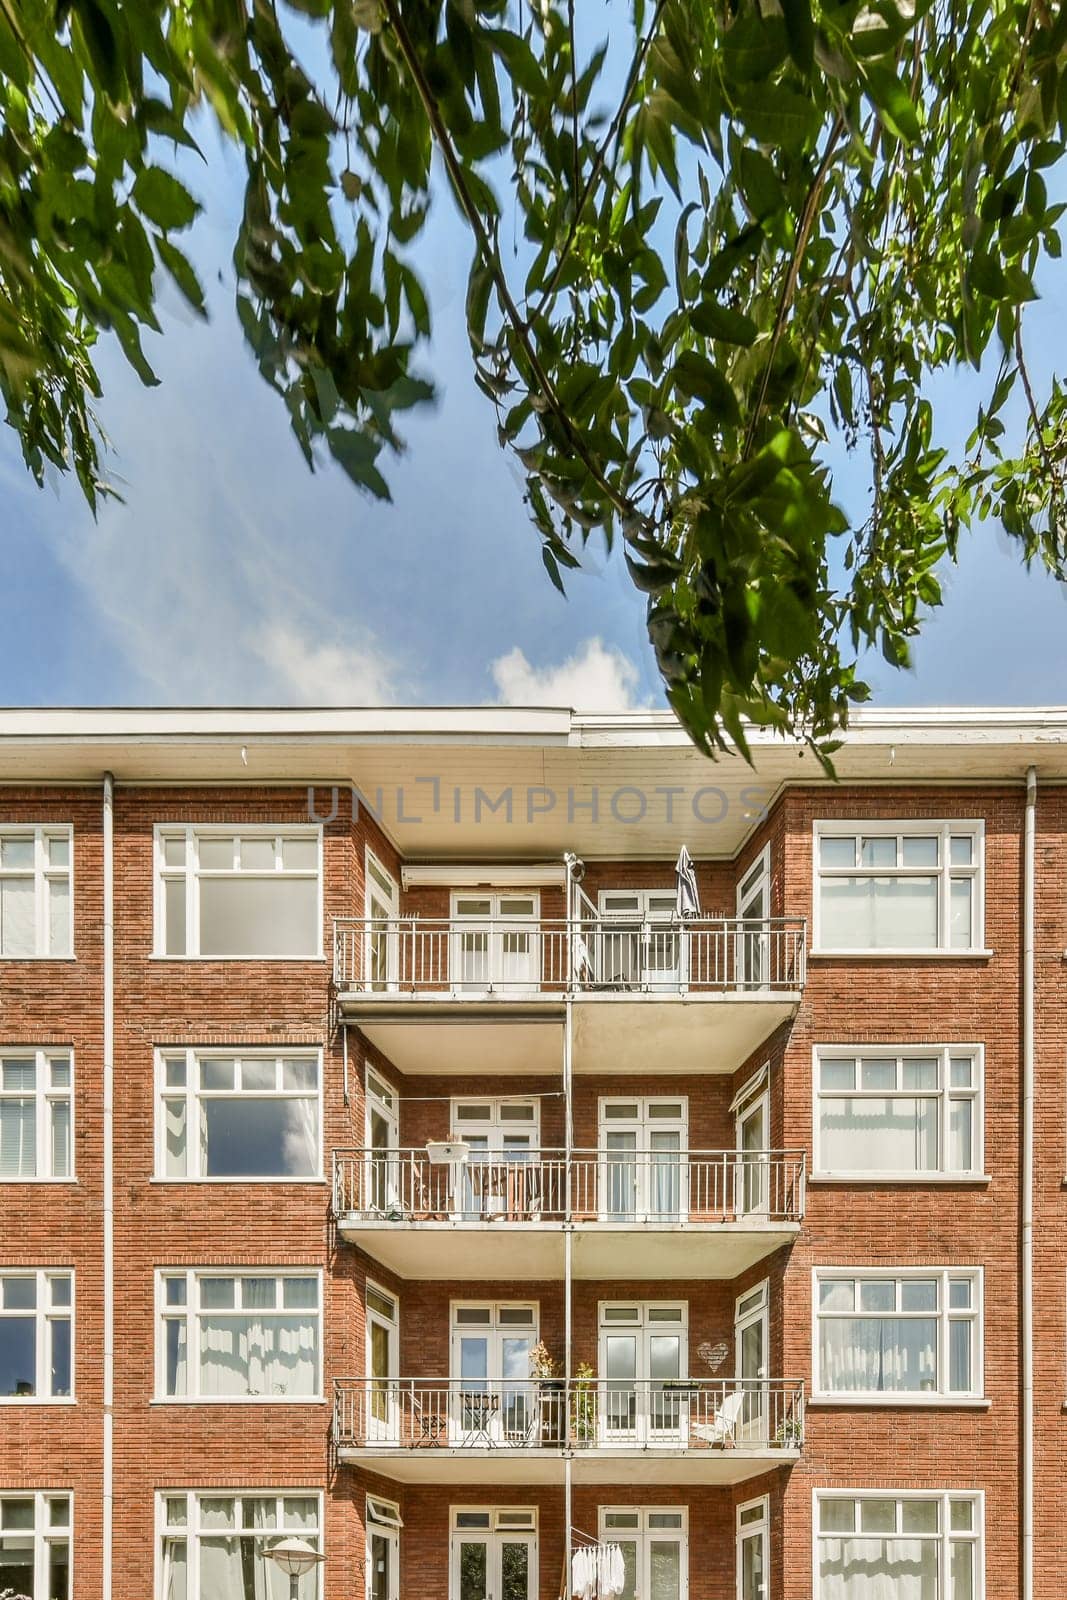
690 1389 745 1448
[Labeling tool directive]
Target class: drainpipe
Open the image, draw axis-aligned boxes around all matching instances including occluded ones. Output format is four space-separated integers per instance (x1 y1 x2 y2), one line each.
1022 766 1036 1600
102 773 115 1600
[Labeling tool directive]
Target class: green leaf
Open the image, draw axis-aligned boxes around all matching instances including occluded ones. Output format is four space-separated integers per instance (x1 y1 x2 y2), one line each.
690 300 758 346
731 85 821 148
132 166 201 231
863 65 922 142
327 428 391 498
156 237 206 315
722 13 789 84
672 351 742 425
781 0 815 72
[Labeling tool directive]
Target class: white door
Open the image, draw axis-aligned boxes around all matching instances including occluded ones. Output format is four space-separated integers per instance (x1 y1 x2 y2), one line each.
365 852 399 991
736 848 770 988
600 1303 687 1444
735 1089 769 1218
367 1499 401 1600
366 1283 399 1443
597 891 682 988
451 1304 537 1445
451 895 539 993
736 1498 768 1600
366 1071 400 1213
735 1282 769 1442
599 1099 687 1221
450 1514 537 1600
600 1509 688 1600
452 1100 539 1219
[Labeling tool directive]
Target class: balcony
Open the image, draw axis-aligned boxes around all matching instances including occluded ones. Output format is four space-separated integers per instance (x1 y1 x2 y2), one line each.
332 915 806 1073
333 1376 804 1485
332 1148 805 1279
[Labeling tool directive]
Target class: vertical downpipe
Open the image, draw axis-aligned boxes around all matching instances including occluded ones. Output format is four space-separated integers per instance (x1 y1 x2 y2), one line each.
563 855 576 1566
102 773 115 1599
1022 767 1036 1600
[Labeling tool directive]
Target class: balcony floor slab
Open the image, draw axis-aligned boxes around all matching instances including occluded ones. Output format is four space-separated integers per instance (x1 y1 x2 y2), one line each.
335 1446 800 1486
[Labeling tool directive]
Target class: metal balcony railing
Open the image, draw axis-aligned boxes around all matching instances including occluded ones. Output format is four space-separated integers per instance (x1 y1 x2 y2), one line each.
332 1149 806 1225
332 916 807 997
333 1377 805 1453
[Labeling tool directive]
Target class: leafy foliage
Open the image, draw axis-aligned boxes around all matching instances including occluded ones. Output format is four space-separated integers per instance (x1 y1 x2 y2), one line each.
1 0 1066 754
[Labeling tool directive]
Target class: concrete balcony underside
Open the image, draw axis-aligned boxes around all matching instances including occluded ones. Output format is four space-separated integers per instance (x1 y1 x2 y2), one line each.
334 1443 800 1485
335 1218 800 1280
342 994 800 1075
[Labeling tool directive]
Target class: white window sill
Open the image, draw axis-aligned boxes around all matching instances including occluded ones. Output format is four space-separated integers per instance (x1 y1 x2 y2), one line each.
807 1396 991 1409
0 1177 78 1186
808 1173 991 1186
149 954 326 964
150 1396 326 1406
0 1396 77 1406
149 1176 327 1186
0 955 76 962
809 949 993 961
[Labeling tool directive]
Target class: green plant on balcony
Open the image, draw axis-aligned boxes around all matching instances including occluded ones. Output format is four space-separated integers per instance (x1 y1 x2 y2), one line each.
570 1363 596 1445
775 1413 803 1448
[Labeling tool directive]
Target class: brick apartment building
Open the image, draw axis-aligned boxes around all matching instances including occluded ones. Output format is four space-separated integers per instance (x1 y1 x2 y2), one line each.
0 704 1064 1600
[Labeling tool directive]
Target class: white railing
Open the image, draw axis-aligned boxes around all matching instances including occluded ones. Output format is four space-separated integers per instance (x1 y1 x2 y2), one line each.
332 916 807 996
332 1149 806 1224
333 1377 805 1453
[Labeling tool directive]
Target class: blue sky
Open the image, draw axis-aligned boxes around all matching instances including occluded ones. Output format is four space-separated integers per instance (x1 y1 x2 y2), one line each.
2 106 1065 714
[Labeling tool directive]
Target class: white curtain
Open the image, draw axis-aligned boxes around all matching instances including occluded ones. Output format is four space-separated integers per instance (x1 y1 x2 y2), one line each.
162 1537 188 1600
819 1098 936 1173
199 1316 317 1397
285 1098 319 1176
0 877 35 956
819 1537 937 1599
821 878 937 949
820 1319 936 1393
199 1538 246 1599
0 1099 35 1177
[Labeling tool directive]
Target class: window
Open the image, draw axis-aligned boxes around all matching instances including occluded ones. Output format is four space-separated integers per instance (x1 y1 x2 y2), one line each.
599 1099 687 1221
0 1271 73 1400
365 851 399 991
450 894 539 989
814 1047 983 1178
815 1491 982 1600
0 1050 73 1180
0 826 72 957
597 890 681 986
0 1491 71 1598
367 1282 399 1442
157 1270 321 1400
599 1302 687 1442
737 1497 769 1600
367 1496 402 1600
814 822 983 952
159 1491 321 1600
451 1303 538 1444
157 1050 321 1180
814 1268 982 1400
450 1509 537 1600
155 826 321 958
599 1508 687 1600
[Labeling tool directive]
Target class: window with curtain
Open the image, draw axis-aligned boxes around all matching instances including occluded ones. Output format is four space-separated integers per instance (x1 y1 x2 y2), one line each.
0 1051 73 1181
815 1270 981 1399
161 1492 321 1600
814 824 982 952
816 1493 981 1600
0 1492 71 1598
815 1049 982 1177
158 1051 321 1180
156 827 320 957
0 1271 73 1400
0 827 72 958
159 1272 320 1400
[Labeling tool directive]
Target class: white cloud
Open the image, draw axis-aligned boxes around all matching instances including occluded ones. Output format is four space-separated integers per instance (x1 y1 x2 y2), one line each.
259 622 396 705
490 637 649 711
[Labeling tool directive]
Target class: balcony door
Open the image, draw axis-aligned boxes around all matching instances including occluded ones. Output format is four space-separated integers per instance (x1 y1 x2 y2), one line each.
451 1100 539 1219
450 1510 537 1600
599 1508 687 1600
599 1099 687 1222
732 1068 770 1218
365 1070 400 1214
597 891 682 989
734 1281 769 1443
367 1497 402 1600
599 1302 687 1444
366 1282 399 1443
735 847 770 988
450 895 539 993
451 1303 537 1446
736 1497 768 1600
365 851 399 991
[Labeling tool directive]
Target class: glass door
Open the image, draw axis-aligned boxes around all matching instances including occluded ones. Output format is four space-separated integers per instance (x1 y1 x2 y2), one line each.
599 1100 687 1222
451 1512 537 1600
597 892 681 989
365 1071 399 1214
736 848 770 988
600 1509 687 1600
737 1498 768 1600
735 1089 769 1217
599 1303 687 1444
365 852 399 991
451 1101 539 1220
735 1282 769 1442
366 1283 399 1443
451 895 539 993
451 1304 537 1445
367 1498 401 1600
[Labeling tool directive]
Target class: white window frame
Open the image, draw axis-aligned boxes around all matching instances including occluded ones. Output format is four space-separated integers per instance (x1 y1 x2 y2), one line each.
812 1045 985 1180
736 1495 769 1600
366 1280 400 1443
812 1489 984 1600
156 1489 323 1600
0 1269 74 1403
153 823 323 960
0 1489 72 1597
812 1266 984 1403
0 824 73 959
812 819 985 954
365 848 400 992
598 1507 688 1600
154 1047 323 1182
449 1507 538 1600
366 1495 402 1600
0 1048 74 1182
155 1268 323 1402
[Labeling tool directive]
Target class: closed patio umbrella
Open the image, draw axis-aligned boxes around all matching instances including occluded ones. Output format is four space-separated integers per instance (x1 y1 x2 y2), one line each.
675 845 701 919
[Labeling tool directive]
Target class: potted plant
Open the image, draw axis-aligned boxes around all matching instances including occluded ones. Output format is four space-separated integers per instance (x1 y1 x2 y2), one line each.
570 1362 596 1445
530 1342 565 1445
425 1138 470 1165
775 1413 804 1448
